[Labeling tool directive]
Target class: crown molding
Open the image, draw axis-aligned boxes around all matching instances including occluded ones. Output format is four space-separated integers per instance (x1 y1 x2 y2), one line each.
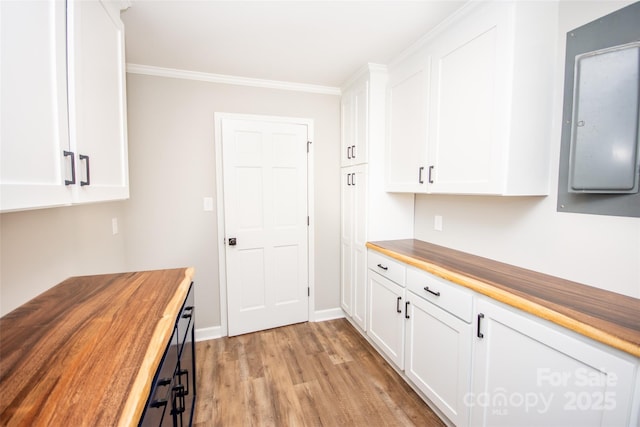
126 64 342 96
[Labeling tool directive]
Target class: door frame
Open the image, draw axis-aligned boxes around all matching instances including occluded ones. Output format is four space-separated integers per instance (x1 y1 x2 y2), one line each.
214 112 315 337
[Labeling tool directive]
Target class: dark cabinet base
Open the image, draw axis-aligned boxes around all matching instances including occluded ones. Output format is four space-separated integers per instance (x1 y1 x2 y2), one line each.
141 283 196 427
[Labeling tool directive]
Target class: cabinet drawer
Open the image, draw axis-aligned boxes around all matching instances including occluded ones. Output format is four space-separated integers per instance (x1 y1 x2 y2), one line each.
406 267 473 323
368 251 406 285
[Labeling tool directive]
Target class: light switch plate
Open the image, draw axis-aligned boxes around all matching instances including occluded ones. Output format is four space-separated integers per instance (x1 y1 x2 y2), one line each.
203 197 214 211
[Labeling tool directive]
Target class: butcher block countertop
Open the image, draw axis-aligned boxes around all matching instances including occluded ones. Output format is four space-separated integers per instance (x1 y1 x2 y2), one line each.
0 267 194 427
367 239 640 358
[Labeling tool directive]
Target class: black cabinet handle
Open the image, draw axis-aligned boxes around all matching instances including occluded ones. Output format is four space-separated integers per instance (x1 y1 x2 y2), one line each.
64 151 75 185
405 301 410 319
396 296 402 313
351 173 356 186
177 368 190 396
418 166 424 184
347 173 351 186
150 398 168 409
351 145 356 159
428 165 434 184
347 146 352 159
79 154 90 186
376 264 388 271
171 385 186 415
157 377 171 386
182 306 194 319
477 313 485 339
424 286 440 297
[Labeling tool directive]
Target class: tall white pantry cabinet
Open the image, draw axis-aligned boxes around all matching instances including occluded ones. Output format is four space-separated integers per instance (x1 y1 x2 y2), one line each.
1 0 129 212
340 65 413 331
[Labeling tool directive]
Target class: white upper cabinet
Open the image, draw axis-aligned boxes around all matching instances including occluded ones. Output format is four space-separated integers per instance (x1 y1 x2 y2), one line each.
0 0 129 213
341 75 369 166
385 51 430 193
386 1 558 195
67 0 129 203
1 0 73 211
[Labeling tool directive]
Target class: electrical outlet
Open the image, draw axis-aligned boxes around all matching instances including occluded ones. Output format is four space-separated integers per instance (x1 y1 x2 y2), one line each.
434 215 443 231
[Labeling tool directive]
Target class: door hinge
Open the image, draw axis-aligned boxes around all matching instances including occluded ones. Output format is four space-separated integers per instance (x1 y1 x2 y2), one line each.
308 287 310 297
307 140 312 153
307 216 310 226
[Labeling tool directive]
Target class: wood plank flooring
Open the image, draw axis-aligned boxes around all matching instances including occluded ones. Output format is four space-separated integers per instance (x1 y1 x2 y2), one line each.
193 319 445 427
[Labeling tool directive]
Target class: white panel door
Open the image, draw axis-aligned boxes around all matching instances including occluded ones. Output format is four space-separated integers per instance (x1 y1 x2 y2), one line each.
222 118 309 336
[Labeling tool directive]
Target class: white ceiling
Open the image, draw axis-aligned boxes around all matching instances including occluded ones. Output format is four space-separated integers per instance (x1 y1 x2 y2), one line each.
120 1 468 88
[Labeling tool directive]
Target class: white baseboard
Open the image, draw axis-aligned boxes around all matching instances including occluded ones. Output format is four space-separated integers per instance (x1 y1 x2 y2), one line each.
195 325 224 342
313 307 346 322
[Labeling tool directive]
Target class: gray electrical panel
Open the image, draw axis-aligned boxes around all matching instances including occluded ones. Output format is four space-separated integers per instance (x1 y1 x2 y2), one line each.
557 1 640 218
568 42 640 194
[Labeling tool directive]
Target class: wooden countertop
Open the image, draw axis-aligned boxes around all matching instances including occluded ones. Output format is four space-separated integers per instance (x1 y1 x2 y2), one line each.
0 267 194 427
367 239 640 358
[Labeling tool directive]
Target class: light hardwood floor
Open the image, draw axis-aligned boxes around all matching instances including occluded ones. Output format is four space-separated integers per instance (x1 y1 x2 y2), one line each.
193 318 445 426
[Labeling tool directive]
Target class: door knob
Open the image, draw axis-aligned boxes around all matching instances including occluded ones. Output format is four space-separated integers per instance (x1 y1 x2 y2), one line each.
228 238 237 246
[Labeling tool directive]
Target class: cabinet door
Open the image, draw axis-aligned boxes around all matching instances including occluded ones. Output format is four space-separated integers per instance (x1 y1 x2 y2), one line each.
340 92 354 167
341 165 368 330
340 169 354 317
351 166 368 330
405 292 472 427
367 270 405 369
67 0 129 203
471 298 638 427
341 78 369 167
427 3 511 194
351 79 369 166
385 50 430 193
0 0 72 212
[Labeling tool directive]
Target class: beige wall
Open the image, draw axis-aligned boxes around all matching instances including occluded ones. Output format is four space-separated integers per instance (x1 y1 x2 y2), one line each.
123 73 341 330
0 202 128 314
413 0 640 299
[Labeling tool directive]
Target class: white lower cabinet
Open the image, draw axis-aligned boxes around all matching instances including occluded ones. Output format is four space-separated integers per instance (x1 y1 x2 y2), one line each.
368 270 406 369
404 267 473 427
363 250 640 427
471 298 639 427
